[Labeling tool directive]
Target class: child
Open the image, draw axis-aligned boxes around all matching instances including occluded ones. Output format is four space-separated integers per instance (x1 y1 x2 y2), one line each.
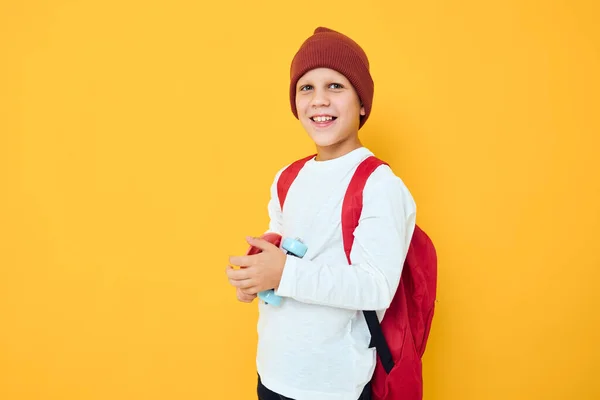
226 27 417 400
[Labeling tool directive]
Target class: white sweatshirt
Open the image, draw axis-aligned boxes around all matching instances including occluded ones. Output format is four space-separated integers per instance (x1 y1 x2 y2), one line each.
256 147 416 400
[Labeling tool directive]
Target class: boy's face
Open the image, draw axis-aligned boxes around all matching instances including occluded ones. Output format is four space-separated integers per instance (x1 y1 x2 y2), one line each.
295 68 366 156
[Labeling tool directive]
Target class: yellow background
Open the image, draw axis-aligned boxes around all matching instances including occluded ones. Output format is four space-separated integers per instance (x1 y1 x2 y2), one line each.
1 0 599 399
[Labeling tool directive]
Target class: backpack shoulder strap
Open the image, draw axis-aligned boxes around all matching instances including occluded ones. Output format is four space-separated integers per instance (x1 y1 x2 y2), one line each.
276 154 316 211
341 155 394 374
341 155 389 263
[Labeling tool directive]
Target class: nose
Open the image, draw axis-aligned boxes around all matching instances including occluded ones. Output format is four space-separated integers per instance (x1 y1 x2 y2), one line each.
310 88 330 109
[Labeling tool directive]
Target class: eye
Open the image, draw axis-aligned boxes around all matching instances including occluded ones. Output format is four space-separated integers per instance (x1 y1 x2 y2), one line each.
299 84 313 91
329 83 344 89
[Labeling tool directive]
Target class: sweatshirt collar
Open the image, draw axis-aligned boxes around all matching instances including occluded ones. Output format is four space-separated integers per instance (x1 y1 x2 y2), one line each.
306 147 372 170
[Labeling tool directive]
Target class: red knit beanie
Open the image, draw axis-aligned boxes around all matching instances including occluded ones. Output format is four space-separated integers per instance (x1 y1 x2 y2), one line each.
290 27 374 129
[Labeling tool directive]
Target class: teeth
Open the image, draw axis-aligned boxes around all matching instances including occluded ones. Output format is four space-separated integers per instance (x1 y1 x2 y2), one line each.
313 116 333 122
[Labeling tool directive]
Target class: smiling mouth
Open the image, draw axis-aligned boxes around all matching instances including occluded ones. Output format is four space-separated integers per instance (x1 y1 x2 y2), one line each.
310 115 337 122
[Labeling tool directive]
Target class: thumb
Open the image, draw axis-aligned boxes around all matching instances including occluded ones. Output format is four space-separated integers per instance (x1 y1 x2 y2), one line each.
246 235 276 251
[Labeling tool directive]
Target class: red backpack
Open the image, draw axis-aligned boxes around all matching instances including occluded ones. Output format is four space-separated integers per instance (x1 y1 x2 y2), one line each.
277 154 437 400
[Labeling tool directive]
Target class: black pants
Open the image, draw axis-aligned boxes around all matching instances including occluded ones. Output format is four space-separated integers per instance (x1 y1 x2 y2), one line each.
257 375 372 400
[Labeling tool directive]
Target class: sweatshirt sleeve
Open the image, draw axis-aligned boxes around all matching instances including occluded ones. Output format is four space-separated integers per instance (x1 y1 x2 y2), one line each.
275 172 416 311
264 167 285 235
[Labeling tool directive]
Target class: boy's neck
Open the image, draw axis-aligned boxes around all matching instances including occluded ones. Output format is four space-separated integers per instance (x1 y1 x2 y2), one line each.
315 138 363 162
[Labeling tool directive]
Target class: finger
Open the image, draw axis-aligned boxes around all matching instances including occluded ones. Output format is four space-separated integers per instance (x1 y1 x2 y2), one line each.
237 288 256 303
229 278 254 289
225 265 251 280
245 236 277 251
229 255 256 267
238 295 254 303
225 265 234 280
242 286 261 295
240 288 255 296
237 287 256 301
237 295 253 303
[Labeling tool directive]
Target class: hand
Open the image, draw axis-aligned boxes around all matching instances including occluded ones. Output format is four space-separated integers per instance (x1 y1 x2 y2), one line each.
226 236 287 295
226 266 257 303
236 287 257 303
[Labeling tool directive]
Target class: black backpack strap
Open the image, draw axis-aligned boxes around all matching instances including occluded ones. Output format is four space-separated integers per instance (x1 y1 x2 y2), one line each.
363 310 394 374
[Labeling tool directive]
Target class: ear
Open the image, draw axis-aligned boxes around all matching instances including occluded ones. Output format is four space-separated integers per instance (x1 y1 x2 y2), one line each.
360 104 366 116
